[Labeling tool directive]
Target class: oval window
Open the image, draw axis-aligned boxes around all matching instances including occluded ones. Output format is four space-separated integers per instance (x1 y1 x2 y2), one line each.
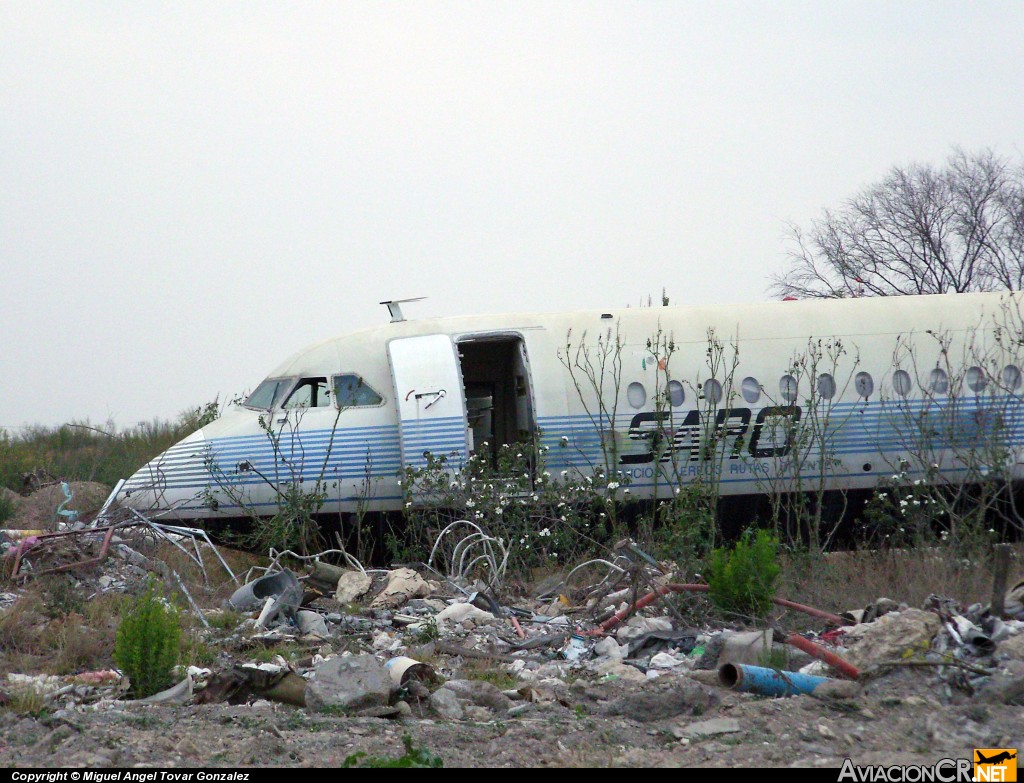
741 376 761 404
627 381 647 409
1002 364 1022 391
892 369 912 398
817 373 836 400
855 371 874 398
928 368 949 395
666 380 685 407
703 379 722 405
780 374 798 403
966 366 987 393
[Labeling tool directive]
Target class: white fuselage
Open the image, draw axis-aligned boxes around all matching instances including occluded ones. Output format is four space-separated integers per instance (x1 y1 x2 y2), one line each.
118 292 1024 519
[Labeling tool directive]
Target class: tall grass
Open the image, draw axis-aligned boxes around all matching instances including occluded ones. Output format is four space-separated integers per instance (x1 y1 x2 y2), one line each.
0 401 218 491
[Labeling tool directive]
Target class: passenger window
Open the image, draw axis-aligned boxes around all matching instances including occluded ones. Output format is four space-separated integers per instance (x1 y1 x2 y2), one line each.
1003 364 1022 391
666 380 685 407
966 366 988 393
741 377 761 404
334 374 384 408
928 368 949 395
892 369 912 397
627 382 647 409
780 374 798 403
703 379 722 405
855 371 874 399
283 377 330 409
817 373 836 400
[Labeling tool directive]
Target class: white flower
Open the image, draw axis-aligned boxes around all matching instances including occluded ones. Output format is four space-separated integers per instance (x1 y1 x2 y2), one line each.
561 470 568 477
539 528 551 537
466 499 475 508
495 507 503 515
608 482 620 490
560 436 569 445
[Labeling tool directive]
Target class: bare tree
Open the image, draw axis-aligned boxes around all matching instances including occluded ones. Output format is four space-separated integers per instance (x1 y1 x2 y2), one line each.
771 148 1024 299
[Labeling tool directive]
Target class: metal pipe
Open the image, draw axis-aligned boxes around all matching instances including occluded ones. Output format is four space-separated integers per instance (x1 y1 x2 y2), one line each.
591 583 851 636
784 633 860 680
719 663 832 697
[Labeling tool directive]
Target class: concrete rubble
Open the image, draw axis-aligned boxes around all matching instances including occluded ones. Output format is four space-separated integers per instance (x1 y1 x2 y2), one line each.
2 490 1024 767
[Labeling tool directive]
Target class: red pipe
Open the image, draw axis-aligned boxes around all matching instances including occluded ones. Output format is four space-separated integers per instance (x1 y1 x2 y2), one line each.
784 633 860 680
589 582 860 679
592 583 708 635
591 583 850 635
771 597 849 627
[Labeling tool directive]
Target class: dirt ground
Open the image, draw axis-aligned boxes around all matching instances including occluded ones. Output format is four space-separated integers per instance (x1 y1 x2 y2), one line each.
1 664 1020 768
1 485 1022 769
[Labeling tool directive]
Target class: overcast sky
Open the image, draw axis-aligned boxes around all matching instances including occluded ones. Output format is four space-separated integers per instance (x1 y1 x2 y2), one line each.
2 1 1023 430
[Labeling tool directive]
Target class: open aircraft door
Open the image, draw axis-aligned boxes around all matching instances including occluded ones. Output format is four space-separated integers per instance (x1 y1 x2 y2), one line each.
388 334 470 483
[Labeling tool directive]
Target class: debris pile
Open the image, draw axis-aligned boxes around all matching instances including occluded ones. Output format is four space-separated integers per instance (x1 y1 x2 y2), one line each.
2 487 1023 760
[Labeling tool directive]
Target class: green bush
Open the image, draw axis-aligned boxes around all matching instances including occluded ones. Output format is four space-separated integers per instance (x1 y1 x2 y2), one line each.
114 579 182 698
707 529 781 620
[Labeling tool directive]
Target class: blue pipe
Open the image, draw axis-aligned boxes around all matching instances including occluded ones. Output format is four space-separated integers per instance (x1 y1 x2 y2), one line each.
718 663 832 697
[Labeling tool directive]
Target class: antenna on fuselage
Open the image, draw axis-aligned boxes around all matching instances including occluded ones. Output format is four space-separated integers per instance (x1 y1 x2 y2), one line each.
380 297 426 323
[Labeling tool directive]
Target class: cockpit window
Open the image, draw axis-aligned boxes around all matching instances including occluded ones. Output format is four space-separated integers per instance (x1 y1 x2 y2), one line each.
283 377 331 409
334 374 383 408
243 378 291 410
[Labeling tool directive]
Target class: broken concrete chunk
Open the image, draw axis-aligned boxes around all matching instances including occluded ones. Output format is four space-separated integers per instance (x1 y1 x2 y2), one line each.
429 687 464 720
672 717 741 739
334 570 373 604
841 608 941 669
370 568 431 609
296 610 328 637
305 655 391 714
615 616 673 643
594 636 628 661
435 602 496 625
440 679 513 712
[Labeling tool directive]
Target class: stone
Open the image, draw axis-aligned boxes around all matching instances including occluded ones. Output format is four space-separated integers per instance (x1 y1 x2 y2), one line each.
672 717 742 740
296 610 328 637
507 702 537 718
434 602 496 625
590 658 647 683
305 655 391 714
440 679 513 712
594 636 628 660
429 687 464 720
841 608 941 668
996 633 1024 663
334 570 372 604
812 680 862 701
602 679 717 722
370 568 431 609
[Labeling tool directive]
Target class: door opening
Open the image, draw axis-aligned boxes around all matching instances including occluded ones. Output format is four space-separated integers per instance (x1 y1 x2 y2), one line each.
456 335 536 468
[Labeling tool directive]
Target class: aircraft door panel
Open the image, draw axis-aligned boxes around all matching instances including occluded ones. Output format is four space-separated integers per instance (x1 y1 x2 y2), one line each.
388 334 470 472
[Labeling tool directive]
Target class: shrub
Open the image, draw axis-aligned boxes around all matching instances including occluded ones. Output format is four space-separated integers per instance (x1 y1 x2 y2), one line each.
114 579 182 698
707 529 781 620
